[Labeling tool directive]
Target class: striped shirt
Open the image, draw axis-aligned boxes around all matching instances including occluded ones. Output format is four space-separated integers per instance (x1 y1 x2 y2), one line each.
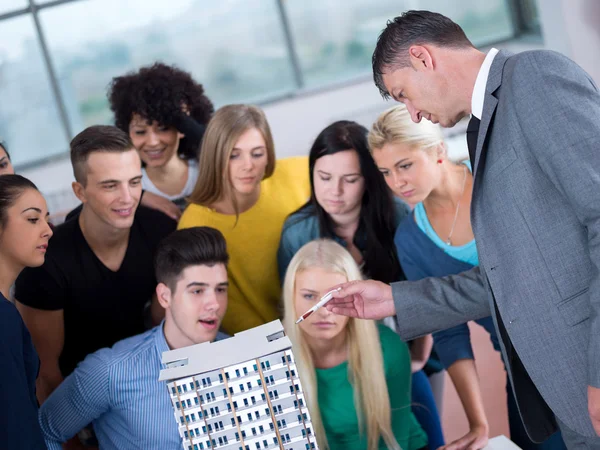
39 323 225 450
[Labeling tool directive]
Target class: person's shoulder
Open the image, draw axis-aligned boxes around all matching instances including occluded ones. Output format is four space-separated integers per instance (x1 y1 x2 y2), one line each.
134 205 177 236
0 297 21 329
282 205 317 234
47 216 80 249
281 206 319 250
377 322 403 344
510 49 573 66
377 323 410 365
275 156 308 174
392 197 410 226
268 156 310 202
271 156 310 185
395 207 417 239
135 205 177 226
90 327 159 372
507 50 589 87
178 203 213 229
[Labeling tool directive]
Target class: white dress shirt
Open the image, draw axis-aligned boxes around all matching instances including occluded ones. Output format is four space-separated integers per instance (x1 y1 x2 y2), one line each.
471 48 499 120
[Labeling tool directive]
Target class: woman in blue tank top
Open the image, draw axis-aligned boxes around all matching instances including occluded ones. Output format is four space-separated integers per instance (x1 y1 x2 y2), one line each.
368 105 566 450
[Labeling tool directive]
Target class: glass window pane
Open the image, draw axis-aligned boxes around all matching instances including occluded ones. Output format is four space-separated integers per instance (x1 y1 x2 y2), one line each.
39 0 297 133
285 0 514 88
0 15 69 167
0 0 27 15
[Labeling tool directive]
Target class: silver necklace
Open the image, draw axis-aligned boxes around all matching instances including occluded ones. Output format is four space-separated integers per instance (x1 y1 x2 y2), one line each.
445 165 468 246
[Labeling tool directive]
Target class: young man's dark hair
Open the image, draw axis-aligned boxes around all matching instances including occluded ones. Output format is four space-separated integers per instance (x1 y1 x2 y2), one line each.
70 125 134 184
109 62 214 160
372 10 473 98
155 227 229 291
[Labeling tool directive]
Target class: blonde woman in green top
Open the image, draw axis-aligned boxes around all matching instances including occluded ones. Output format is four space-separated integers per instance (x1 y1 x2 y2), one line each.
282 239 427 450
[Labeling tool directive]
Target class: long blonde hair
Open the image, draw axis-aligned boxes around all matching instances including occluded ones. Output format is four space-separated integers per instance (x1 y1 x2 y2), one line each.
188 104 276 215
282 239 400 450
368 104 444 153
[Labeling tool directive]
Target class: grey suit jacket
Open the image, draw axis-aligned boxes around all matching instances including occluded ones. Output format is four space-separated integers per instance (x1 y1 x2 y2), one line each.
393 50 600 439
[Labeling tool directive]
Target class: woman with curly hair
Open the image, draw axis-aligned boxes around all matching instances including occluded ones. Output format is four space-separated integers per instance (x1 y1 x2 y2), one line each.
109 62 214 219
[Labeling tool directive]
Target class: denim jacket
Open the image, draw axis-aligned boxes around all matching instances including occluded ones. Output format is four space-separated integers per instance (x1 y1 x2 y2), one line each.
277 197 409 281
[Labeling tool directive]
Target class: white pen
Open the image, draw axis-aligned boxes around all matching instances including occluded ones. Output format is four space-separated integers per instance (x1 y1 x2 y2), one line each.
295 287 341 324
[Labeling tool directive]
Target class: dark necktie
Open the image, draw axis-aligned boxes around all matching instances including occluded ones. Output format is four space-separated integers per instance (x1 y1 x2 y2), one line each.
466 116 481 168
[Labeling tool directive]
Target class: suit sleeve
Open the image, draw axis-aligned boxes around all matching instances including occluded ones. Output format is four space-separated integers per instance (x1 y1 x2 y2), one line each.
39 350 112 449
513 52 600 388
392 266 491 341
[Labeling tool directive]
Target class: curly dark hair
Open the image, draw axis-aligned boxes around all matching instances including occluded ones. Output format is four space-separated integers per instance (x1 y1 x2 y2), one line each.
108 62 214 159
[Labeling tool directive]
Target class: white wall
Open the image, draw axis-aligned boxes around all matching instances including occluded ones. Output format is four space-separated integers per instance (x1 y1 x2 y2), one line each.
537 0 600 83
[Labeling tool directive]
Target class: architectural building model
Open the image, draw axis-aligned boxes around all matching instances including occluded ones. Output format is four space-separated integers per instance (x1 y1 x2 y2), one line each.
159 320 319 450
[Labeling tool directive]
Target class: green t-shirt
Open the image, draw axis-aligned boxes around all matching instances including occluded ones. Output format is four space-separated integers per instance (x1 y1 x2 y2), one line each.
315 324 428 450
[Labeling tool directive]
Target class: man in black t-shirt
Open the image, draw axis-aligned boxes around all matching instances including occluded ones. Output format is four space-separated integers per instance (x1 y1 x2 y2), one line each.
15 125 176 405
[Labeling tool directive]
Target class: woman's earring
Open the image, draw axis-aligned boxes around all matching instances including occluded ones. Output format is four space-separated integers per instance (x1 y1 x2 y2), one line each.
437 159 443 164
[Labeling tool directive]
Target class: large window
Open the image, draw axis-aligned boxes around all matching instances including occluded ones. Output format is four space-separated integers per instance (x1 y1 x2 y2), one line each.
1 0 529 168
0 0 27 14
285 0 513 88
0 14 68 166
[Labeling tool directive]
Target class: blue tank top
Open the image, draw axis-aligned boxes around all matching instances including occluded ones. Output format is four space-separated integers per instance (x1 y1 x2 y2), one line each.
413 161 478 266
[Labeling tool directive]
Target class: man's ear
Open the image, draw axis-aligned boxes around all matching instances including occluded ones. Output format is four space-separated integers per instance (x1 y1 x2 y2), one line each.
409 45 434 72
72 181 87 203
156 283 172 310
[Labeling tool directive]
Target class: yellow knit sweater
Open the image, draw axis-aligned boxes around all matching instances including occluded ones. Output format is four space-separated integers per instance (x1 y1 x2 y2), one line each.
178 156 310 335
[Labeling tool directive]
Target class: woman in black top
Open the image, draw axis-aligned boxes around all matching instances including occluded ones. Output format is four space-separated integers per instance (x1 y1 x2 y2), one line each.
0 175 53 449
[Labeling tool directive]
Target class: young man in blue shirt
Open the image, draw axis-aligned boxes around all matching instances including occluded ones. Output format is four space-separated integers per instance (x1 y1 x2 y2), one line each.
38 227 229 450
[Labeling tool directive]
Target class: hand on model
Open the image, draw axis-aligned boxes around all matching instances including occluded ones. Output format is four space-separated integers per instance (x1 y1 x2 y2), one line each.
325 279 396 320
438 424 489 450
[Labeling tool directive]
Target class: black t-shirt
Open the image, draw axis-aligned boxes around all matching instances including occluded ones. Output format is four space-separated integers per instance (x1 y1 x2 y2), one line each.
14 206 176 376
0 295 47 449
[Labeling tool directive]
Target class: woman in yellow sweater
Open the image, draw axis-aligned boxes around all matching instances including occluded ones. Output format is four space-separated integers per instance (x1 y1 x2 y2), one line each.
178 104 310 335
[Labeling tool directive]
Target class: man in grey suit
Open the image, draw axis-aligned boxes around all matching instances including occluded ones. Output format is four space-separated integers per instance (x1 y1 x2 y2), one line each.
325 10 600 449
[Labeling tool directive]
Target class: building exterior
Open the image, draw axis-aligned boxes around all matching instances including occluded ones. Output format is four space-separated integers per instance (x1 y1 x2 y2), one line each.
159 320 319 450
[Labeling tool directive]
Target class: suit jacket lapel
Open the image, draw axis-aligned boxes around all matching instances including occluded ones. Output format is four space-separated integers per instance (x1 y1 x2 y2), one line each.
473 50 511 177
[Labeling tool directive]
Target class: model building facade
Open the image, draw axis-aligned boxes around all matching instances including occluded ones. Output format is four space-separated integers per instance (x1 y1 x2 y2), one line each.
159 320 318 450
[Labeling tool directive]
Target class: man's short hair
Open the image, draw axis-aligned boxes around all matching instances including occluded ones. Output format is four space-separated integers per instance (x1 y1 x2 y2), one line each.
70 125 134 185
155 227 229 292
372 10 474 98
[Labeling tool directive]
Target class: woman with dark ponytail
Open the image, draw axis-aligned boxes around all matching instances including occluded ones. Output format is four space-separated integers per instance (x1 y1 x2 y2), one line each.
0 175 53 449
